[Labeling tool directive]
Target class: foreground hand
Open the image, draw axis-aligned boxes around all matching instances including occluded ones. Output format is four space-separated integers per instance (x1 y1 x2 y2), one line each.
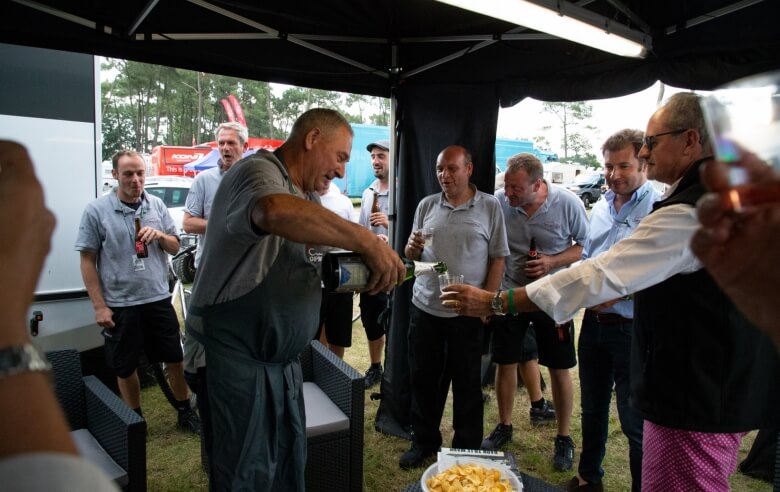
440 284 492 318
0 141 56 331
692 155 780 345
361 236 406 295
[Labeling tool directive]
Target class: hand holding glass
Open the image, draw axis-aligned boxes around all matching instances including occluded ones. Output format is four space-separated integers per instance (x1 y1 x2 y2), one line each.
439 273 463 308
418 227 434 248
700 70 780 210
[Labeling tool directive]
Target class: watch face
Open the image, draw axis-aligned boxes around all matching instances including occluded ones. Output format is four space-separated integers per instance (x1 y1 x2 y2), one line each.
491 293 503 314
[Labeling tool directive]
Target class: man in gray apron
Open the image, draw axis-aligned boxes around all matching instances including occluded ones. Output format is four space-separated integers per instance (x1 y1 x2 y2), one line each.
187 108 404 491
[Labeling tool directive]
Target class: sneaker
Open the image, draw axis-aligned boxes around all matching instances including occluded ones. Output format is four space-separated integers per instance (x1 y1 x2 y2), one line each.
364 364 383 389
399 443 436 470
564 476 603 491
553 435 575 471
177 406 202 434
530 399 556 426
480 423 513 451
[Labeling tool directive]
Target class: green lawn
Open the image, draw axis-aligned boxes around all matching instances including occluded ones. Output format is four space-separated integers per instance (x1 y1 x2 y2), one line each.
142 297 772 491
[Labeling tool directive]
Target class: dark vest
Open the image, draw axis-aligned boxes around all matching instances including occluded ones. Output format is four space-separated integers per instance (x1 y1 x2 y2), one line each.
631 159 780 432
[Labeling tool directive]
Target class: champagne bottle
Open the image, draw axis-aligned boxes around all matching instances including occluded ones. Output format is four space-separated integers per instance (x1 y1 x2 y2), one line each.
322 251 447 293
134 218 148 258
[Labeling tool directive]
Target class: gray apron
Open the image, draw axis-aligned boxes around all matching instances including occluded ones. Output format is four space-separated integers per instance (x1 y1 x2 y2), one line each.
196 217 321 491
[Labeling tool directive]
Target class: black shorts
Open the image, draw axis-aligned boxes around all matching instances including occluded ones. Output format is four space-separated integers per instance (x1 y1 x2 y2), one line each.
317 291 354 347
102 298 184 379
489 311 576 369
359 291 388 341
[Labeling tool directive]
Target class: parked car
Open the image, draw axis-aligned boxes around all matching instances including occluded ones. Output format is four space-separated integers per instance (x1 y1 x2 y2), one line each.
143 176 193 233
564 172 605 208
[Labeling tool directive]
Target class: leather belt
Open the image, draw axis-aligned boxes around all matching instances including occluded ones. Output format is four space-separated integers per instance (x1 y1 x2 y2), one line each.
585 309 632 325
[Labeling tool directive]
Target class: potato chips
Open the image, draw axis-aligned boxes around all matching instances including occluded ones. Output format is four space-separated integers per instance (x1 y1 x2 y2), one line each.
425 463 515 492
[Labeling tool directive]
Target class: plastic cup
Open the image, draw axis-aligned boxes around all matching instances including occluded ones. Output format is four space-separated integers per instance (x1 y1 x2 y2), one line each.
419 227 434 248
439 273 464 307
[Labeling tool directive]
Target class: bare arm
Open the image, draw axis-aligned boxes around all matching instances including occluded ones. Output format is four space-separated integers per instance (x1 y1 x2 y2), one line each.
182 211 207 235
80 251 115 329
0 140 77 457
252 194 405 294
482 256 505 292
442 284 540 318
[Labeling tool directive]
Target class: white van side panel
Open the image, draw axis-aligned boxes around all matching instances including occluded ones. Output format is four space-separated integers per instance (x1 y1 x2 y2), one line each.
0 43 102 352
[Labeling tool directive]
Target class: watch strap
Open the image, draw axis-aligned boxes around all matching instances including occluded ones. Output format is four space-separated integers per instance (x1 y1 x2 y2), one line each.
491 290 505 316
0 344 51 379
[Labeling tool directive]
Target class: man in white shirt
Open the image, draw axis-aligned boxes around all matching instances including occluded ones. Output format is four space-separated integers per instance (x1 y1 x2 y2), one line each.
444 93 780 491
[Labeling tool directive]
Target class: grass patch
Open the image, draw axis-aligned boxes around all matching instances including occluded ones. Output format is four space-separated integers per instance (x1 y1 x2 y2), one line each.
142 296 772 491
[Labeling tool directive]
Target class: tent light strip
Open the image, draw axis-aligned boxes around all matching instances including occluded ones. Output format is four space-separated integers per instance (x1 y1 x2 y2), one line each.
436 0 649 58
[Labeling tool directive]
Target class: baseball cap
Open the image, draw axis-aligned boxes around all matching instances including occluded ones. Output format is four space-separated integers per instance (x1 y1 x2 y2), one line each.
366 140 390 152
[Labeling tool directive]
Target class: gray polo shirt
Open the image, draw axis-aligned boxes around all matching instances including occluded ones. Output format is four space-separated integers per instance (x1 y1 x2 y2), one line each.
495 182 589 289
411 186 509 317
183 164 225 268
188 150 318 333
75 190 176 307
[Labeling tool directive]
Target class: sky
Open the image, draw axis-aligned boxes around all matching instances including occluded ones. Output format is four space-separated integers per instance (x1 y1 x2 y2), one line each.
496 81 693 161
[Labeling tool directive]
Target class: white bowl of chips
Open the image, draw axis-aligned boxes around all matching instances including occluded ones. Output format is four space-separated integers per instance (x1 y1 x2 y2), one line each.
421 458 523 492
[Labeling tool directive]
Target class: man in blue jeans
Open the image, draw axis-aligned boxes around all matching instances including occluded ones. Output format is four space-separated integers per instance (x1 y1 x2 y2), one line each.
567 129 660 492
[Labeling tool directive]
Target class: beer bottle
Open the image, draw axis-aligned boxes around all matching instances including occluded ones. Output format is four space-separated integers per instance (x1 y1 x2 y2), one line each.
527 237 539 261
525 237 539 279
322 251 447 293
371 191 380 214
134 218 148 258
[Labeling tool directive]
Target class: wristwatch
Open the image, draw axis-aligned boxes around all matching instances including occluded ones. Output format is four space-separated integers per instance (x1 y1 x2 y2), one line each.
0 344 51 380
490 290 505 316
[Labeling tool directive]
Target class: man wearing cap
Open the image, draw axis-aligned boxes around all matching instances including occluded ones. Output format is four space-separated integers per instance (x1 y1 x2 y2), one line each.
356 139 391 388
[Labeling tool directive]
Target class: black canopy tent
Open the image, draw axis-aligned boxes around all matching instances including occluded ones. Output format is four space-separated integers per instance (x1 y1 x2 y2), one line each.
3 0 778 438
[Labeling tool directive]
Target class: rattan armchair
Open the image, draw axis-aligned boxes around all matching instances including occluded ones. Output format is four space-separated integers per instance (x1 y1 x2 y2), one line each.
300 340 364 492
47 349 146 492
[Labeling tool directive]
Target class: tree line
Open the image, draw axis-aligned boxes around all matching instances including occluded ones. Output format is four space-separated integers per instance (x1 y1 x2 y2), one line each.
100 58 390 158
102 58 597 168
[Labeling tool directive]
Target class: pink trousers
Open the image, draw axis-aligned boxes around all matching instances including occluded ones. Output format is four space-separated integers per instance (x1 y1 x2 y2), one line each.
642 420 745 491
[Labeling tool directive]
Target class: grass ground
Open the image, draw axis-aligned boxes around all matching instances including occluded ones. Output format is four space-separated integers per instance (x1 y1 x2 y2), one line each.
143 295 772 491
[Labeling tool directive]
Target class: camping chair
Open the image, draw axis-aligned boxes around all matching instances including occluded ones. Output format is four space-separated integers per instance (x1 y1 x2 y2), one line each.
47 349 146 491
300 340 364 492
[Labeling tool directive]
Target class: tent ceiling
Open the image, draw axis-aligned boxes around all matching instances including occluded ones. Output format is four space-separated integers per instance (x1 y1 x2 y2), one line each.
2 0 778 104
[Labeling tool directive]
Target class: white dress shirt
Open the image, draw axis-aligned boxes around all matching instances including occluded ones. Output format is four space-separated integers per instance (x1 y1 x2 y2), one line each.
526 181 702 323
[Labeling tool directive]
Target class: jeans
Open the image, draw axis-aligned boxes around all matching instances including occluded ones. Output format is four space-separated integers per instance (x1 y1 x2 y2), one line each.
577 311 643 491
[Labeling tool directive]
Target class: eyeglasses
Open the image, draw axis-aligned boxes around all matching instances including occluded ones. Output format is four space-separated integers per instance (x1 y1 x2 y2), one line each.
642 129 687 151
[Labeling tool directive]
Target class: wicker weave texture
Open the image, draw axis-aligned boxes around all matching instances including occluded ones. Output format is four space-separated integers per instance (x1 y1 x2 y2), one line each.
302 341 365 492
47 349 147 492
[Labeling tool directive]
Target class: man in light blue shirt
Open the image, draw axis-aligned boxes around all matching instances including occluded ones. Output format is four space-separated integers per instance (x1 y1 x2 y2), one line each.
567 129 661 492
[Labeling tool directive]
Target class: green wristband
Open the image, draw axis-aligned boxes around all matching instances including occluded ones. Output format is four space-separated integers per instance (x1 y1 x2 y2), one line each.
507 288 517 315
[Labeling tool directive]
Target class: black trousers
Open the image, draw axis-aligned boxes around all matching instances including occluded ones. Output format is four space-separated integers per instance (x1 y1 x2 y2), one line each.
408 304 484 451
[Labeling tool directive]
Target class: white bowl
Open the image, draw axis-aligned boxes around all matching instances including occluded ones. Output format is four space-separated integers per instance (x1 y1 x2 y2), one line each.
420 458 523 492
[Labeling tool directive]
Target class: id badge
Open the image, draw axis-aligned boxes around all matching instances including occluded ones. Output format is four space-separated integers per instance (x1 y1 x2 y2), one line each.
133 256 146 271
